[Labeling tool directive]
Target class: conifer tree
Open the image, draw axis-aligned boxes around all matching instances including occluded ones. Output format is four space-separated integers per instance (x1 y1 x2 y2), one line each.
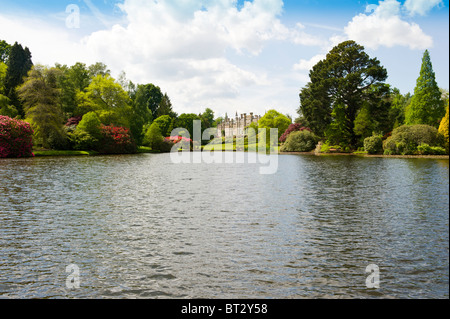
405 50 444 127
4 42 33 118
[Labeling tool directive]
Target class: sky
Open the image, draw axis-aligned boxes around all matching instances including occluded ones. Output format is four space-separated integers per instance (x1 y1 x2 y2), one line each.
0 0 448 119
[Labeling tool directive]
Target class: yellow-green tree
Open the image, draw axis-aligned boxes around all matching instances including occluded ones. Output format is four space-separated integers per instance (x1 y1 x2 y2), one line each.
17 65 67 149
439 102 449 152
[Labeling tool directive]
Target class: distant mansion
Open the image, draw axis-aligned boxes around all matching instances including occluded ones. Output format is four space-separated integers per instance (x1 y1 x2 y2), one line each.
217 112 262 137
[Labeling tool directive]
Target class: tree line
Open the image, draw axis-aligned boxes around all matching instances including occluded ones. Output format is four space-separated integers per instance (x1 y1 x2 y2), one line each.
0 39 448 155
295 40 449 154
0 40 218 152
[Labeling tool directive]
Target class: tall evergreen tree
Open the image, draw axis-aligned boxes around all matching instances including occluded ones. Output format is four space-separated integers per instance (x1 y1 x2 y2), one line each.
405 50 444 127
4 42 33 117
298 40 388 147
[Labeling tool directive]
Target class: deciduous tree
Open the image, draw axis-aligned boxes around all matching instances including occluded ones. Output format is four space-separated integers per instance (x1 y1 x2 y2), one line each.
17 65 66 148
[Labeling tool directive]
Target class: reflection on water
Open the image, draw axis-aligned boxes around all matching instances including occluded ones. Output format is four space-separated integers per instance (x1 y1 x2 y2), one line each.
0 154 448 298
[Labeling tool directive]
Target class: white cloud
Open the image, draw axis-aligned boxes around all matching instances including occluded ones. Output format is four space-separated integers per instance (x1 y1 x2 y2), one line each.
342 0 433 50
404 0 443 16
0 0 326 117
78 0 323 114
293 54 326 72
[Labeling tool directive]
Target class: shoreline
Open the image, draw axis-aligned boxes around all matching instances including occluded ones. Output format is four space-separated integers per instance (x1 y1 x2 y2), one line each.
280 151 450 159
3 148 448 159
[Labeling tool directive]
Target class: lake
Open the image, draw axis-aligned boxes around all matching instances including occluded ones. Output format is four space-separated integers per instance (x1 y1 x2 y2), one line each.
0 153 448 298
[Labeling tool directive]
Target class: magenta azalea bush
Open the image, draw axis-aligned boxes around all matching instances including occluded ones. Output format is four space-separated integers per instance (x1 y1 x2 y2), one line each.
97 125 137 154
279 123 312 143
0 115 34 158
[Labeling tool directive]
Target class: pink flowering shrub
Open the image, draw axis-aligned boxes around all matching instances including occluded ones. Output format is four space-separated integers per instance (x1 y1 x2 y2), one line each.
279 123 312 143
98 125 137 154
0 115 34 158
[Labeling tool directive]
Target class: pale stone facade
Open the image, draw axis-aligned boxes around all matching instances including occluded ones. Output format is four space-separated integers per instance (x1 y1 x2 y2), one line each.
217 112 261 137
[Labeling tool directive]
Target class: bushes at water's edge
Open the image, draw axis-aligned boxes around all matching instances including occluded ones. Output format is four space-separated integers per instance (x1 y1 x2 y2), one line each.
383 124 446 155
280 130 320 152
97 125 137 154
364 135 383 154
0 115 34 158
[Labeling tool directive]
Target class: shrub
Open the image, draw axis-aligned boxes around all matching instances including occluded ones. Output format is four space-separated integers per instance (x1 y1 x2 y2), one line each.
76 112 102 140
280 130 320 152
0 115 34 158
69 130 99 151
383 124 444 155
98 125 137 154
279 123 312 143
143 122 164 150
364 135 383 154
438 104 449 153
417 143 447 155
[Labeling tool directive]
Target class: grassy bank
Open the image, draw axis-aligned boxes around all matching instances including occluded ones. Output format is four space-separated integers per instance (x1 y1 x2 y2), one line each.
33 146 158 157
33 150 97 157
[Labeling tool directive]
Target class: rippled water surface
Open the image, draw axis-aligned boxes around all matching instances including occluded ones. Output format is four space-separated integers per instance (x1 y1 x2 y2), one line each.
0 153 448 298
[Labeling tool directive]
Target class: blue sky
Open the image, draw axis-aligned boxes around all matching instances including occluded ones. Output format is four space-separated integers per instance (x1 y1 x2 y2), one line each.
0 0 448 118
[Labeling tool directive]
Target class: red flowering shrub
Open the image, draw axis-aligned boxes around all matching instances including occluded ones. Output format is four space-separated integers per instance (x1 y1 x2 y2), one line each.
98 125 137 154
279 123 312 143
0 115 34 158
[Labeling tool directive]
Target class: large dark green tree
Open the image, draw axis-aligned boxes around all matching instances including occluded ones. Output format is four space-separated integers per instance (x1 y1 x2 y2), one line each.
405 50 445 127
156 93 177 118
174 113 201 138
133 83 163 119
4 42 33 118
298 40 388 147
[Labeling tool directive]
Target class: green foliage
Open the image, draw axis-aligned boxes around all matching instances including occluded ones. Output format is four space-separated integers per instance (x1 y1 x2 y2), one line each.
353 104 374 140
438 103 449 152
405 50 445 127
5 42 33 118
298 40 388 146
17 65 67 149
76 74 132 127
153 115 174 137
364 134 383 154
279 130 320 152
0 62 7 95
88 62 110 79
156 93 177 118
383 124 444 155
200 108 215 129
0 40 11 64
143 122 164 150
258 109 291 143
69 130 99 151
134 83 163 119
389 88 411 129
76 112 102 138
0 94 18 118
416 143 447 155
174 113 201 138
